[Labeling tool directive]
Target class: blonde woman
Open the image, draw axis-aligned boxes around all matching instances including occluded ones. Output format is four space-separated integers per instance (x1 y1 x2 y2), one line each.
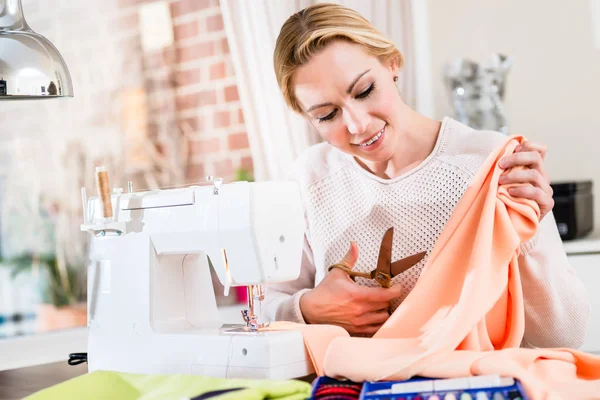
264 3 589 347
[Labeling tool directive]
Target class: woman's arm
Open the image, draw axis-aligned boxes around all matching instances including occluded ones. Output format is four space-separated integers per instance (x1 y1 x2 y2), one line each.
263 234 316 324
519 210 591 349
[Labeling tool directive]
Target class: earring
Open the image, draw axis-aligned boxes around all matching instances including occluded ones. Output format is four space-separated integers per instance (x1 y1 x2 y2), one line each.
393 76 398 82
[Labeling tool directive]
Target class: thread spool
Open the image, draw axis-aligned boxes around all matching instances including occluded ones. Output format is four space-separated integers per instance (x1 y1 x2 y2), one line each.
95 166 113 220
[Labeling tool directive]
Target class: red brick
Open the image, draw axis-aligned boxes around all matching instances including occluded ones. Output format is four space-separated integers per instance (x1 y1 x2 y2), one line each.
228 132 249 150
214 110 229 128
224 85 239 102
177 42 215 63
175 69 201 86
240 156 254 171
174 20 199 41
190 138 220 154
176 93 199 110
175 90 216 109
171 0 214 17
206 14 224 32
238 109 245 123
198 89 217 106
187 163 206 181
213 159 234 177
209 61 226 80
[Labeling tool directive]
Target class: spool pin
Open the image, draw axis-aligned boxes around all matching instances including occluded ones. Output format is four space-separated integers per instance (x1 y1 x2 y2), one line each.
95 166 113 221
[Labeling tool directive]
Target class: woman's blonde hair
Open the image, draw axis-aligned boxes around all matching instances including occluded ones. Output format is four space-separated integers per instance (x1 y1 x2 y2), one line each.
273 3 403 114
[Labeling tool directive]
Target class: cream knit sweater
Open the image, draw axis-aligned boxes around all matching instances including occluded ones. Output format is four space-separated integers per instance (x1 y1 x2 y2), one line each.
263 117 590 349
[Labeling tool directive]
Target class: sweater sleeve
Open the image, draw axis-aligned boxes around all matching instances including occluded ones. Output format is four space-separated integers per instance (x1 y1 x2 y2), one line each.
263 233 316 324
518 210 591 349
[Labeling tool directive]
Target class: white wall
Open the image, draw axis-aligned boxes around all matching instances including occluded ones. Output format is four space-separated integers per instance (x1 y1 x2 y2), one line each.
427 0 600 230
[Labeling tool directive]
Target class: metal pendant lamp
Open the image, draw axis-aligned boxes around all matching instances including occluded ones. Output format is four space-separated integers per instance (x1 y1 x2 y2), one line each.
0 0 73 99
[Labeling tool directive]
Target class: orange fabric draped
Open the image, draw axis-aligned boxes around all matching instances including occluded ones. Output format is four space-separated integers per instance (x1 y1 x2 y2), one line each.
267 136 600 399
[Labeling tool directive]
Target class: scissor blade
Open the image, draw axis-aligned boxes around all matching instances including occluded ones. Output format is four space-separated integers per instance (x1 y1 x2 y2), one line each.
374 227 394 277
390 251 427 277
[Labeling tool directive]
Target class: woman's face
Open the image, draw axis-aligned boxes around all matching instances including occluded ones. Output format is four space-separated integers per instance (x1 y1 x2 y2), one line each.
293 40 402 162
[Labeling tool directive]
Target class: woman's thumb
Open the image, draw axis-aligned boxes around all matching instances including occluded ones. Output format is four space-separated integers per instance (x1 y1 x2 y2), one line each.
340 241 359 269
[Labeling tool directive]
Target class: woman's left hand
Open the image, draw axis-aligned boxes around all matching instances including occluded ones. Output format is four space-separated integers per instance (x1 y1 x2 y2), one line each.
498 140 554 221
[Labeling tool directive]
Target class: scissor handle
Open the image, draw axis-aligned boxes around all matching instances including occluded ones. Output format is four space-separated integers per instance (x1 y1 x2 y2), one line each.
327 264 372 281
374 271 392 288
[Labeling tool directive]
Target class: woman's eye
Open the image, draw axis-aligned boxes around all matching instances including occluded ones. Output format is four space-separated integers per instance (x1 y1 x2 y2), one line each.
318 109 337 123
356 83 375 99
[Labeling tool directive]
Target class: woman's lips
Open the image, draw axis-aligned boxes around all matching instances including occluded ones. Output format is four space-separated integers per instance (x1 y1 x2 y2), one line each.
353 125 386 152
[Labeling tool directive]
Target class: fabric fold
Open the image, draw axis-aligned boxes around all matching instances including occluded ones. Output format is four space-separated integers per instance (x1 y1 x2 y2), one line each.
269 136 600 399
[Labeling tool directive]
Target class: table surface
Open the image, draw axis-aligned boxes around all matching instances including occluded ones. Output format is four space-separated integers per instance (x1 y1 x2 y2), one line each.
0 361 87 400
0 361 316 400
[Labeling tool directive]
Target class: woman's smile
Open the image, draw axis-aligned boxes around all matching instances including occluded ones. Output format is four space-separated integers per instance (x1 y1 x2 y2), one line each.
352 124 386 152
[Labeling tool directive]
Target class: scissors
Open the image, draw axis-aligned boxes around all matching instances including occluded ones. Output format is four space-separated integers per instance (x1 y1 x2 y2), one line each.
328 227 427 288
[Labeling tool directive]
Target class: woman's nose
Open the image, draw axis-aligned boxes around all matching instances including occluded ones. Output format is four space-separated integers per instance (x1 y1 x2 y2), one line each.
343 107 370 135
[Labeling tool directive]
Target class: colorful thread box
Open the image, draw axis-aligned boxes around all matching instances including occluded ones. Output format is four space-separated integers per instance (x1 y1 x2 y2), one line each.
311 374 530 400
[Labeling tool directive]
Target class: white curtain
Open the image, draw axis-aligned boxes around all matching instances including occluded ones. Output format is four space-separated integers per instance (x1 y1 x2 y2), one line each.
220 0 432 181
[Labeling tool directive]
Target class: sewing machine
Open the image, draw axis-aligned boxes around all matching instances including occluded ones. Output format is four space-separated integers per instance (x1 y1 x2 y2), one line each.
80 177 314 379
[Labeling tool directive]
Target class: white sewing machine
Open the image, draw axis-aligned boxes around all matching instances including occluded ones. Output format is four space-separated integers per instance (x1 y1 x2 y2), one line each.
80 176 314 379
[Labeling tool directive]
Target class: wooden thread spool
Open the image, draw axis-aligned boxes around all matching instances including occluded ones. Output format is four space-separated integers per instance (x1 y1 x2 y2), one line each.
95 166 113 220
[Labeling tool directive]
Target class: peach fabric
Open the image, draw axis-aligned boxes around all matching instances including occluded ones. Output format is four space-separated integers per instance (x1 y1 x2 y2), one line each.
267 136 600 399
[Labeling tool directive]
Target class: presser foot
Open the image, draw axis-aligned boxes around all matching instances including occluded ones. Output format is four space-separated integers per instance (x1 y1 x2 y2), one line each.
240 309 269 332
222 322 270 335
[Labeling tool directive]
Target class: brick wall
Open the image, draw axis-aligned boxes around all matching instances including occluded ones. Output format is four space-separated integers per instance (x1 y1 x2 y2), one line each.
118 0 253 185
0 0 252 185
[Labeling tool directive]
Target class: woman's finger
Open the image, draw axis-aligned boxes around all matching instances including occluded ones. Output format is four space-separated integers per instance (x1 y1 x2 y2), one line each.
358 301 391 315
499 151 543 170
351 325 383 337
354 309 390 327
339 241 359 268
498 168 546 189
353 281 403 302
507 186 553 208
516 140 547 159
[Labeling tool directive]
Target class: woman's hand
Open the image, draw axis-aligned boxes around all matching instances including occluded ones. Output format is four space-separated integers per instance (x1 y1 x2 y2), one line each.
498 140 554 221
299 241 402 336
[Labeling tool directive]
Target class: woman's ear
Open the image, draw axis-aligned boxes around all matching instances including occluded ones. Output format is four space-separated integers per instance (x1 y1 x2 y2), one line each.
388 56 400 76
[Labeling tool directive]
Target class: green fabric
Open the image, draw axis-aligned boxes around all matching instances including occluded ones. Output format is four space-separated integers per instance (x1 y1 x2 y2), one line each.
25 370 312 400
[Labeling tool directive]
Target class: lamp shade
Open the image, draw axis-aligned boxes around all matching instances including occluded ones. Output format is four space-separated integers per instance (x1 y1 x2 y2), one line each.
0 0 73 99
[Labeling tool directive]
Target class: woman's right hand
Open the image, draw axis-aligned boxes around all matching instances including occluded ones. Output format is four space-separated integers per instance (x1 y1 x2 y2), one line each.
299 241 403 336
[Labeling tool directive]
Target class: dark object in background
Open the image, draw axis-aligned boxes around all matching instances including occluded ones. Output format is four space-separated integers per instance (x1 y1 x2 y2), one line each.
550 181 594 241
